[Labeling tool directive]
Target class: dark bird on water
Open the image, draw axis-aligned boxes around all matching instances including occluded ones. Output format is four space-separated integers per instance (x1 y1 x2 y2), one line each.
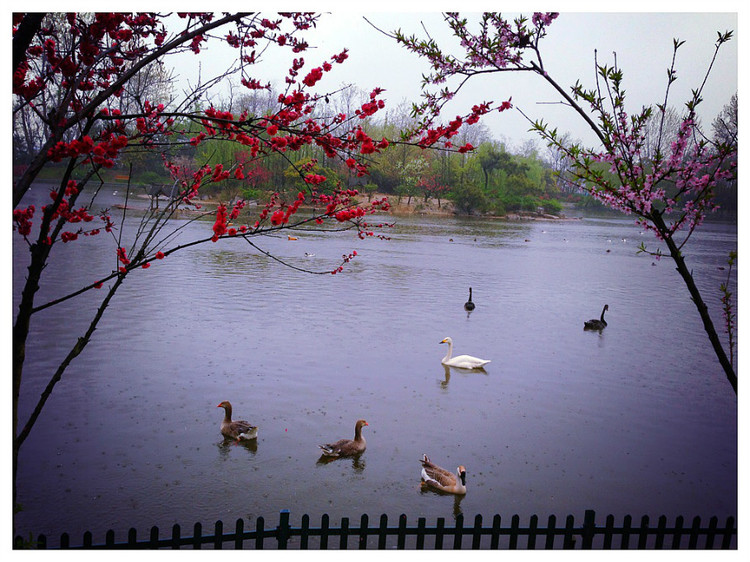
584 304 609 331
464 287 475 311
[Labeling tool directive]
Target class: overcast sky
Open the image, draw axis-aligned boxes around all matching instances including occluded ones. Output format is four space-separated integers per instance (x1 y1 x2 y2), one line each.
173 5 740 153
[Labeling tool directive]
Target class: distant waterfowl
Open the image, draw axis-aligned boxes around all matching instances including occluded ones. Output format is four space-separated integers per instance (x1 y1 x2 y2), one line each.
217 400 258 441
439 337 490 369
584 304 609 331
318 419 368 457
464 287 475 311
420 454 467 495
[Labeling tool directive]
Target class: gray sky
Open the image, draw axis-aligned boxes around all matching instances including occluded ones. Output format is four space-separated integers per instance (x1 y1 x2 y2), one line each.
174 7 740 152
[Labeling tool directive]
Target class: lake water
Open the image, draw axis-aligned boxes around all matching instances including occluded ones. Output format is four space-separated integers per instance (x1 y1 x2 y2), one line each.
13 187 738 544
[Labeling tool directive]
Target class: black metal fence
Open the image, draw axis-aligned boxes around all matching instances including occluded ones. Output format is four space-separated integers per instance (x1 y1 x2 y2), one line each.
15 509 736 550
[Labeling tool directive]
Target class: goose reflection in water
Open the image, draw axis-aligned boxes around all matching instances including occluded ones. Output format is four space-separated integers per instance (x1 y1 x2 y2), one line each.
418 483 466 517
217 437 258 455
316 453 366 473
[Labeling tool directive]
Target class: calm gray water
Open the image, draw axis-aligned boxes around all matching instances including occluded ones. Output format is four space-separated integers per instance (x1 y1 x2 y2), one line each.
13 186 737 542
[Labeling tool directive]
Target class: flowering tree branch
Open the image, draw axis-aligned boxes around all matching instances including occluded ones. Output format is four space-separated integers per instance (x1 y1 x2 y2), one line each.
11 11 404 509
391 13 737 393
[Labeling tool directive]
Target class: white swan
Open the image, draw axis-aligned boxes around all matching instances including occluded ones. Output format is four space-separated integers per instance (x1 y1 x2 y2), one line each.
439 337 490 369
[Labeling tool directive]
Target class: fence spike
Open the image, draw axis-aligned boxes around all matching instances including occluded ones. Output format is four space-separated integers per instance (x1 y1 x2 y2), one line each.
655 515 667 549
563 514 576 549
637 515 650 549
672 515 685 549
472 514 483 549
453 512 464 550
377 514 388 549
234 518 244 550
509 514 520 549
359 513 369 550
255 516 264 550
171 524 180 550
149 526 158 549
191 522 201 549
397 514 407 550
582 510 596 549
416 517 426 550
300 514 310 549
721 517 735 549
213 520 223 550
490 514 502 549
545 515 556 549
320 513 329 549
278 510 290 550
435 517 445 550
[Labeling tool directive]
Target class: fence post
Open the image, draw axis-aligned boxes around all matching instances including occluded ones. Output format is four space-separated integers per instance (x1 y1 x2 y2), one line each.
435 517 445 550
527 514 538 549
339 517 349 550
320 514 329 549
234 518 244 550
581 510 596 549
128 528 137 548
655 515 667 549
397 514 407 549
377 514 388 549
213 520 223 550
621 514 632 549
602 515 614 549
472 514 483 549
490 515 502 549
545 515 556 549
416 517 426 550
300 514 310 549
687 516 701 549
191 522 201 549
149 526 159 549
721 517 735 549
563 515 575 549
106 529 116 548
171 524 181 549
671 515 684 549
358 514 369 550
255 516 265 550
637 515 650 549
509 515 520 549
60 533 70 549
453 513 464 550
277 510 290 550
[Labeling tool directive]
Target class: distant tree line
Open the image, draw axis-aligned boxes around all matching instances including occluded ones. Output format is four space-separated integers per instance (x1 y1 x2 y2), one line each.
14 70 736 220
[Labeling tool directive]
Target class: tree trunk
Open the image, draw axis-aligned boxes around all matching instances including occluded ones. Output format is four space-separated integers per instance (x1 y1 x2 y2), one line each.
653 213 737 393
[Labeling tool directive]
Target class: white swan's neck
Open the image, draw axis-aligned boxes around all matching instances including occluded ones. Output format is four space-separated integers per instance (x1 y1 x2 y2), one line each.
442 340 453 363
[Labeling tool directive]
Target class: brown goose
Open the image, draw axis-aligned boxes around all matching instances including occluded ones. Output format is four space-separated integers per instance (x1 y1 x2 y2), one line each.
318 419 368 457
419 454 467 495
217 400 258 441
